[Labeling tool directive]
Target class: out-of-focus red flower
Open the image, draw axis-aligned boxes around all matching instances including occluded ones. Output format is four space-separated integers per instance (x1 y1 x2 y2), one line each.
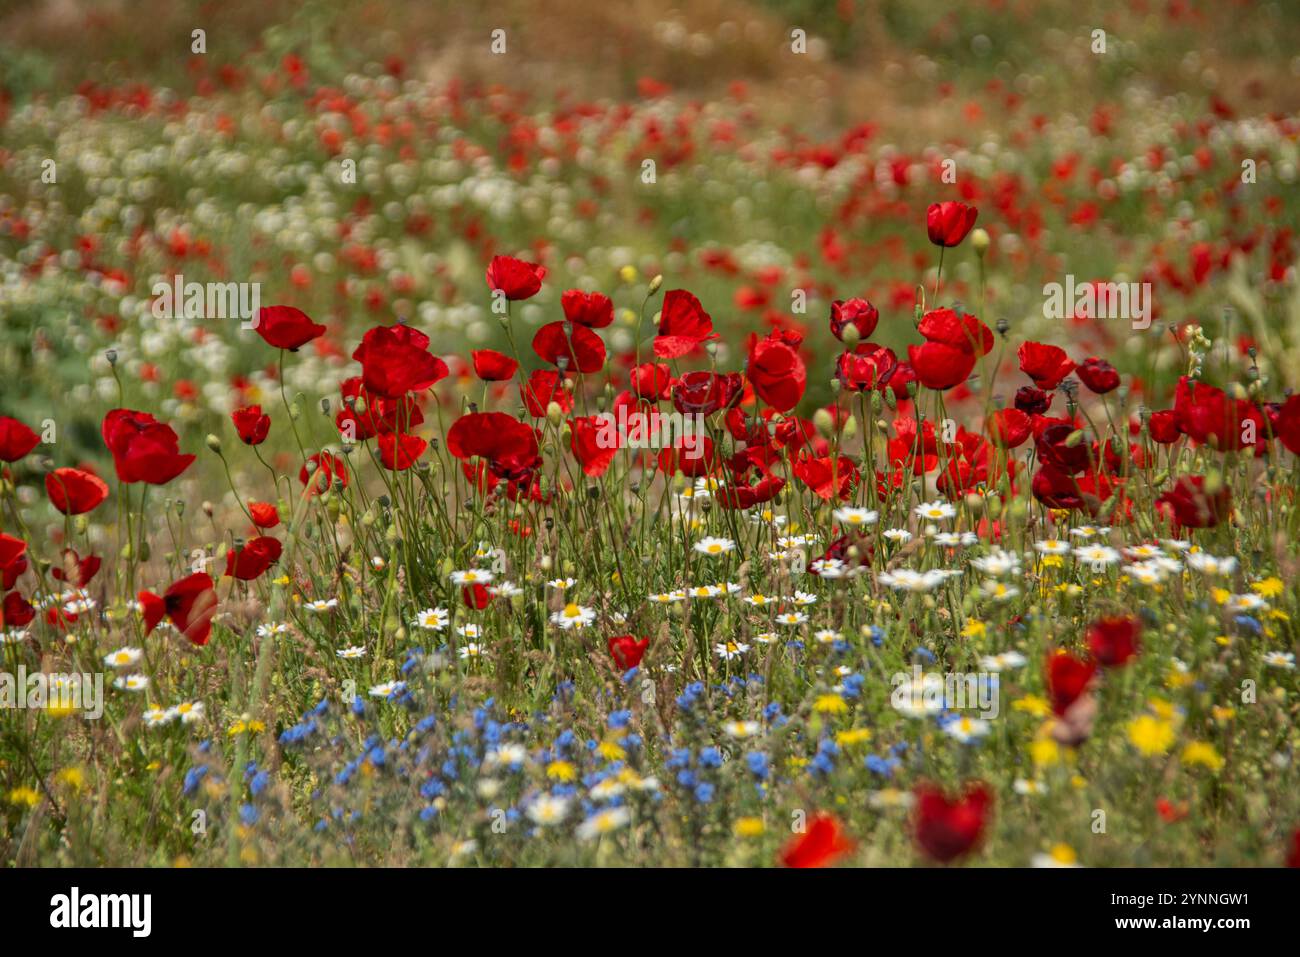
462 583 493 610
471 349 518 382
520 369 573 417
254 305 326 350
352 324 449 399
1173 376 1267 453
1275 395 1300 457
532 321 606 373
569 415 619 477
1147 409 1182 444
299 451 348 495
829 298 879 341
913 782 991 863
792 453 858 502
560 289 614 328
608 635 650 670
1155 474 1230 529
377 432 428 470
225 535 282 581
1076 357 1120 394
0 416 40 462
1018 341 1076 390
1087 615 1141 667
102 409 195 485
486 255 545 301
987 407 1032 448
654 289 717 359
231 405 271 445
447 412 541 478
1 590 35 628
51 549 101 589
1286 827 1300 868
45 467 110 515
746 330 806 412
139 572 218 646
0 533 27 585
779 812 856 868
1046 651 1097 716
1034 421 1094 474
926 201 978 247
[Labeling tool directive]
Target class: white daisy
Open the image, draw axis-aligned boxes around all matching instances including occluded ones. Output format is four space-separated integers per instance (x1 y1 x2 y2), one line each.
103 647 143 669
576 806 631 840
694 536 736 557
414 607 450 631
833 507 878 528
550 603 595 630
337 645 366 659
715 640 750 661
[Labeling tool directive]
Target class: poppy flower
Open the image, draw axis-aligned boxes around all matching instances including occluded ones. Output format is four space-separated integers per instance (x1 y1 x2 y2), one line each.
102 409 196 485
377 432 428 470
471 349 519 382
1014 386 1052 416
926 201 978 248
1046 651 1097 717
560 289 615 328
1 590 35 629
248 501 280 529
835 344 897 392
255 305 326 350
352 324 449 399
792 453 858 502
532 321 607 373
1173 376 1267 453
1087 615 1141 667
746 330 807 413
45 467 110 515
520 369 573 418
608 635 649 670
462 583 493 610
1076 357 1120 394
716 471 785 509
299 452 348 495
139 572 218 646
779 812 856 868
446 412 541 478
1018 342 1076 390
630 362 673 401
485 254 545 300
918 308 994 356
225 535 282 581
987 407 1032 448
1287 827 1300 868
913 782 992 863
569 415 619 477
1147 409 1182 444
51 549 101 589
1155 474 1230 530
671 371 744 416
829 298 879 341
1274 394 1300 457
656 433 717 478
231 405 271 445
907 341 976 391
654 289 718 359
1 533 27 589
0 416 40 462
1034 421 1094 474
335 377 423 440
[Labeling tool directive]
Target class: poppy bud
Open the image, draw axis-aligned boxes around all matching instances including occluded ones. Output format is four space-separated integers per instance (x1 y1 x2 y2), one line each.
205 433 222 453
648 274 663 294
971 228 989 255
546 401 564 426
106 349 118 365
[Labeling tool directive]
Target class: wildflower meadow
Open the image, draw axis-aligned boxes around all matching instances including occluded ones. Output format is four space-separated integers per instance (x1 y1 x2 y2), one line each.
1 0 1299 884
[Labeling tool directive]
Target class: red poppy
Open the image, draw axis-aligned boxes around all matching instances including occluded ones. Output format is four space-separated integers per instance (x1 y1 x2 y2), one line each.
1173 376 1267 453
299 452 348 495
926 201 978 248
1087 615 1141 667
671 371 744 415
485 254 545 300
836 344 897 393
913 782 992 863
1275 395 1300 457
569 415 619 477
1046 651 1097 716
779 812 856 868
335 377 423 440
654 289 717 359
746 330 806 412
532 321 607 373
520 369 573 418
1034 421 1094 474
353 324 449 399
446 412 541 477
45 467 110 515
1155 474 1230 530
255 305 326 350
101 409 195 485
907 342 976 391
829 298 879 341
248 501 280 529
0 416 40 462
462 583 493 610
139 572 218 646
1014 386 1052 415
377 432 428 470
1147 409 1182 444
225 535 282 581
1 533 28 591
792 453 858 502
630 362 673 401
231 405 271 445
1 590 35 628
560 289 614 328
1287 827 1300 868
1076 357 1120 394
656 432 717 478
918 309 994 355
1018 341 1076 390
471 349 519 382
716 470 785 509
51 549 101 589
608 634 649 670
987 407 1032 448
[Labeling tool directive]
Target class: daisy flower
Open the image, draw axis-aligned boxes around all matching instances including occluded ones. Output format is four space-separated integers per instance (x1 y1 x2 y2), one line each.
113 674 149 692
1187 552 1238 576
303 598 338 613
103 647 143 669
550 603 595 630
647 590 686 604
914 501 956 521
812 628 842 645
980 651 1028 671
943 715 992 743
791 591 818 607
1075 545 1121 568
256 622 291 639
576 806 631 841
490 582 523 598
775 611 808 627
458 643 485 660
414 607 450 631
369 680 406 698
972 549 1022 576
450 568 494 586
833 507 878 528
694 536 736 557
687 584 724 599
882 528 913 544
457 623 484 639
527 794 570 826
982 580 1020 602
1033 538 1071 556
337 645 366 659
723 720 761 739
1263 651 1295 670
715 640 750 661
546 577 577 590
143 706 173 728
743 593 778 608
171 701 205 725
